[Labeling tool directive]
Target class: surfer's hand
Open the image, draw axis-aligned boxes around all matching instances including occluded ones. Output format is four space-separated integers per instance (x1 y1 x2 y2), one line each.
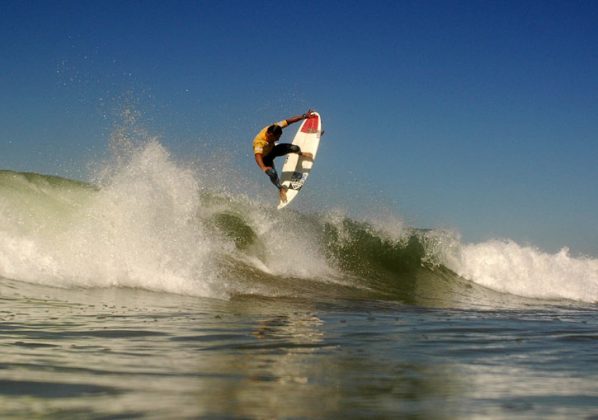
303 109 314 119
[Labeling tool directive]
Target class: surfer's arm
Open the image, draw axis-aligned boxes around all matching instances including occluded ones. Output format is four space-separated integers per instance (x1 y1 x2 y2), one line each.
285 109 314 126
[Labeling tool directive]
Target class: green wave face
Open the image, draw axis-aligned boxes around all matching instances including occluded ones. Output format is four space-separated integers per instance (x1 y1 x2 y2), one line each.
198 195 506 307
0 170 96 235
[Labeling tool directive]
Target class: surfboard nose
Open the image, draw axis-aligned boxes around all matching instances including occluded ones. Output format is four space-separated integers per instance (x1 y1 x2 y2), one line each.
301 114 320 133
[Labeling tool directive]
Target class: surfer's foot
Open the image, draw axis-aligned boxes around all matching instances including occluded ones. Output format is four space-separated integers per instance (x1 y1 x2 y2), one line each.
279 187 288 203
301 152 313 160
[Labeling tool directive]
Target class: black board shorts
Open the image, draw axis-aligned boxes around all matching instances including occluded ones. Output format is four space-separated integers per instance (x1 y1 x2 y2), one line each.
263 143 300 168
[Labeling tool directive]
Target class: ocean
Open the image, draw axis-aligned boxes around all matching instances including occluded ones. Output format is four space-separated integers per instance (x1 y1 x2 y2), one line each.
1 140 597 418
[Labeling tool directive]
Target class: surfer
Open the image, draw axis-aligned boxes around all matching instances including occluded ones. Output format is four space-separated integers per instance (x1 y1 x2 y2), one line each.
253 110 315 203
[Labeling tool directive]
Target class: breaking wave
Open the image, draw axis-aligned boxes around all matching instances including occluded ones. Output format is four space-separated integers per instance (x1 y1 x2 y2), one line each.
1 139 597 307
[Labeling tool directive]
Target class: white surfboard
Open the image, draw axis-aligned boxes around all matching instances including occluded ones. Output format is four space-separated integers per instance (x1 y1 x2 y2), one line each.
277 112 323 209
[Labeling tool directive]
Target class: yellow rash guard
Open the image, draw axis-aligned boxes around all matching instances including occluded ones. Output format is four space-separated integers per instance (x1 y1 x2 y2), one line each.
252 120 289 156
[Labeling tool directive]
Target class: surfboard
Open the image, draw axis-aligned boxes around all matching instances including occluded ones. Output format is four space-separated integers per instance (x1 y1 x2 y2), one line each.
277 112 323 209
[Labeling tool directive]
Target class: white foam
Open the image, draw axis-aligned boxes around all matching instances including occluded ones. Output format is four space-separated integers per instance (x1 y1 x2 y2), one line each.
448 239 598 303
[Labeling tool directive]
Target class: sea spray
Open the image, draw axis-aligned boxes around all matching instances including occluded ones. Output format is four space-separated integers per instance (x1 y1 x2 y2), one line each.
1 141 222 296
63 140 222 295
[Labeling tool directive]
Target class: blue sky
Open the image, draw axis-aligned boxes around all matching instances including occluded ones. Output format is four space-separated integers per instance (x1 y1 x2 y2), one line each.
1 0 597 255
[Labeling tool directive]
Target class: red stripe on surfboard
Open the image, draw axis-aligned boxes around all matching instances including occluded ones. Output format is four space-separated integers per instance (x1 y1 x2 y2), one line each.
301 115 319 133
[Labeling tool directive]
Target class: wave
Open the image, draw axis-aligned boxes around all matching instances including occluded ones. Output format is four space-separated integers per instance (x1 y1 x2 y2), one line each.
1 141 597 307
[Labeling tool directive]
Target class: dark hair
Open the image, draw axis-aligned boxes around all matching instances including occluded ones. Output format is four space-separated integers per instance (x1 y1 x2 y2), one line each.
267 125 282 137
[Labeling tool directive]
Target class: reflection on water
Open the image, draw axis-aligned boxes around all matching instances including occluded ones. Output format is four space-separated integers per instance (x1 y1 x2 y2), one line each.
0 279 597 418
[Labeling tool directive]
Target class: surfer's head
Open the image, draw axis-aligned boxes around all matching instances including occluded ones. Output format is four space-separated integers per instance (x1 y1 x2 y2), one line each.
266 124 283 141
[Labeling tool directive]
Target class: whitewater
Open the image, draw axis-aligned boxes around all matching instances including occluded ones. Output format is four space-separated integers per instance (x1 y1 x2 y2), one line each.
1 134 597 418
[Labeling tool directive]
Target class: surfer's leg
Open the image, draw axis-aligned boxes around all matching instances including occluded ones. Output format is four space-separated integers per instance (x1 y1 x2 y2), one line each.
265 167 288 202
262 144 309 193
261 151 283 189
265 167 283 189
262 153 275 169
300 151 313 160
281 144 312 160
271 143 301 158
271 143 312 160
